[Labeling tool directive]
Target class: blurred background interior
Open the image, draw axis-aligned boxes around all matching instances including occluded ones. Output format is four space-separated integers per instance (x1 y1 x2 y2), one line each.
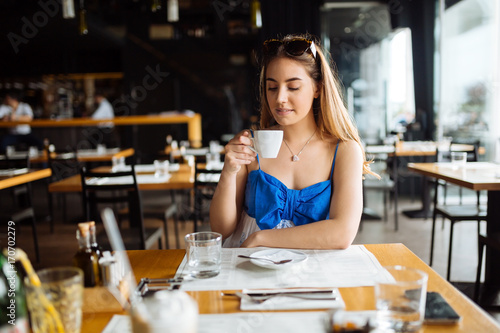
1 0 500 321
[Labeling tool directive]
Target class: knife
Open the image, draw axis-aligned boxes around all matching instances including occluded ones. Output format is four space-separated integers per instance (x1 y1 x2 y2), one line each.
224 289 336 297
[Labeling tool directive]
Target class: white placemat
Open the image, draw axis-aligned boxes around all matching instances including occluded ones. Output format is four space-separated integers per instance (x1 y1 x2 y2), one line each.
175 245 392 291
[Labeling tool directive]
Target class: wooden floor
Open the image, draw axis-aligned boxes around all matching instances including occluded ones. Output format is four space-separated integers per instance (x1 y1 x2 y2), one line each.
2 179 499 323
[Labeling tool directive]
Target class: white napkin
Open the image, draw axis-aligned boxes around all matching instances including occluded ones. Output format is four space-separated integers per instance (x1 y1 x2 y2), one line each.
0 168 28 176
239 288 344 311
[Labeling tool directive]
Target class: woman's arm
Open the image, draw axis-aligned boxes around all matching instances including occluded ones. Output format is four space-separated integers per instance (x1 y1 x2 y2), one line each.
241 140 363 249
209 130 257 239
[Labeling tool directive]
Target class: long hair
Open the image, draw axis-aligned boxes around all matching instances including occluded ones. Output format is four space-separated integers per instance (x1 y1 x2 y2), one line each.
258 33 377 177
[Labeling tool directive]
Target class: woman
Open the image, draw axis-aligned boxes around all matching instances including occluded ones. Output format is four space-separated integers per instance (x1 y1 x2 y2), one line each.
209 34 376 249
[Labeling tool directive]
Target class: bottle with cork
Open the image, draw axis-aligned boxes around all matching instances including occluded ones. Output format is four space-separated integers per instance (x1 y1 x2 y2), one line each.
73 222 101 287
88 221 103 259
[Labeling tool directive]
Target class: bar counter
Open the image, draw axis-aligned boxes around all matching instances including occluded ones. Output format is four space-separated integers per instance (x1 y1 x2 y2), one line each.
0 113 202 148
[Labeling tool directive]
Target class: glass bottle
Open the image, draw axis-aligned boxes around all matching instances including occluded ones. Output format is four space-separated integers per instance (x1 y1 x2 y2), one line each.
0 252 29 333
79 0 88 35
88 221 102 259
151 0 162 12
73 223 100 287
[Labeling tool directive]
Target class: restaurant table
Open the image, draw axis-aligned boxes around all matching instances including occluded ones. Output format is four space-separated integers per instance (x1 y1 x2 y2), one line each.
0 113 203 148
81 244 500 332
0 147 135 164
48 163 194 193
366 142 485 219
0 168 52 262
408 162 500 287
0 168 52 190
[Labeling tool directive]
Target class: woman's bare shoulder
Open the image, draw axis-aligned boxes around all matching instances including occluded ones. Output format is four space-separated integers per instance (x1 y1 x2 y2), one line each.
335 139 363 163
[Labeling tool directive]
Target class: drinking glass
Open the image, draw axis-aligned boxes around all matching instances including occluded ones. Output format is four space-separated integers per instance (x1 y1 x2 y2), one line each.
450 152 467 170
205 152 220 169
112 156 125 171
24 267 84 333
184 232 222 278
375 266 428 332
154 160 170 177
96 144 106 155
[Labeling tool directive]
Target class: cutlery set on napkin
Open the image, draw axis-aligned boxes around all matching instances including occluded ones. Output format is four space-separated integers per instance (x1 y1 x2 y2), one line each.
223 288 344 311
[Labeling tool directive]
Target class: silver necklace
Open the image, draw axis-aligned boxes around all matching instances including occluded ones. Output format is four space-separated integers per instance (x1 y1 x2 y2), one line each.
283 128 317 162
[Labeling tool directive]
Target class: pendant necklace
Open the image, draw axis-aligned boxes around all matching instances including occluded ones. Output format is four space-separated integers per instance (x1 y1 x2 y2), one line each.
283 128 317 162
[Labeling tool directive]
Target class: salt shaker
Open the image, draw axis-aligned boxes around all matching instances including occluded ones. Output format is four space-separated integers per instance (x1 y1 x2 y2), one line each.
131 290 198 333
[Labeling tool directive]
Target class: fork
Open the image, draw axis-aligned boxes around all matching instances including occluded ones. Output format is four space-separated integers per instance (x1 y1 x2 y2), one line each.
237 255 292 264
226 292 336 304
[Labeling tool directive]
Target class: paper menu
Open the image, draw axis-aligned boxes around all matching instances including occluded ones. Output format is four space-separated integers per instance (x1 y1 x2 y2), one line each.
176 245 391 291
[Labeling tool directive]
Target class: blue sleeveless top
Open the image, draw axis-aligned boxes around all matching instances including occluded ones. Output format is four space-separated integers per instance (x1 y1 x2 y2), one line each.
244 140 340 230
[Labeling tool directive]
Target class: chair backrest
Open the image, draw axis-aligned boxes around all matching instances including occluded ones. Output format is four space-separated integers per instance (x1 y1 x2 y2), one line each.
451 139 480 162
80 165 147 249
0 151 31 169
193 163 221 229
438 139 480 163
46 146 81 181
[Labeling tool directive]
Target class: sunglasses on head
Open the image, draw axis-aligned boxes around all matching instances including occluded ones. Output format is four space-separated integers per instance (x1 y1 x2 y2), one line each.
263 38 317 59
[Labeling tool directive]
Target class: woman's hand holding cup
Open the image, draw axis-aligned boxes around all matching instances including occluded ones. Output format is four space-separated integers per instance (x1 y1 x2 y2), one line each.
223 130 257 174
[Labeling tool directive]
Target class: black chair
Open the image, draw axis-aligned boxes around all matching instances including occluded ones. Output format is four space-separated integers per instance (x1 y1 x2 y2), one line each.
46 145 81 232
362 143 399 231
429 140 486 281
439 139 481 206
80 165 163 250
119 189 180 249
475 232 500 305
193 162 221 232
0 156 40 262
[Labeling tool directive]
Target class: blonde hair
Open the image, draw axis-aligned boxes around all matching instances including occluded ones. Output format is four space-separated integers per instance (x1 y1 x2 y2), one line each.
258 33 377 177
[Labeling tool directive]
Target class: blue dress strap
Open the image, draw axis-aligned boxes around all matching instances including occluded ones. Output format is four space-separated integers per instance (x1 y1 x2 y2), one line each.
330 140 341 179
250 130 261 168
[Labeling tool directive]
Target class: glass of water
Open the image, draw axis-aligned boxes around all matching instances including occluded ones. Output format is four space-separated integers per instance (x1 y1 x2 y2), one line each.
24 267 84 333
184 232 222 279
375 266 428 332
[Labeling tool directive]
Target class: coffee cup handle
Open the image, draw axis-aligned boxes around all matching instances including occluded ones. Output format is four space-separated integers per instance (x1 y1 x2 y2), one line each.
248 138 257 154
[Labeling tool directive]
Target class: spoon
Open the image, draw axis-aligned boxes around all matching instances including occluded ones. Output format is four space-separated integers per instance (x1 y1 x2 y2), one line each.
237 255 292 265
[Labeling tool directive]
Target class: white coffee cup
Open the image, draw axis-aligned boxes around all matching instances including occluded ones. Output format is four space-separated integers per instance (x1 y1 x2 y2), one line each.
250 130 283 158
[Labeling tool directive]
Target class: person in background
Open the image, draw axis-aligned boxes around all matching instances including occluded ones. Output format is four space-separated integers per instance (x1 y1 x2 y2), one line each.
90 90 117 148
0 89 43 153
209 34 378 249
92 91 114 120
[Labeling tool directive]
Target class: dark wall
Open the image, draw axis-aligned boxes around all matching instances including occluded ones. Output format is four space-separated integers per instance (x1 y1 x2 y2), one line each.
390 0 436 140
0 0 435 152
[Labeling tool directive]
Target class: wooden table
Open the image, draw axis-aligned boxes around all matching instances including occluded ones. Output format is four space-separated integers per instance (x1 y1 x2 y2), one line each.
34 148 135 164
408 162 500 286
81 244 500 332
0 168 51 190
0 148 135 164
48 164 194 193
367 142 485 219
0 113 203 148
365 142 485 158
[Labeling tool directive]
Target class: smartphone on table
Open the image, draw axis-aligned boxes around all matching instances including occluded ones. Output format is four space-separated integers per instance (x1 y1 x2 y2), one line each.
424 291 461 325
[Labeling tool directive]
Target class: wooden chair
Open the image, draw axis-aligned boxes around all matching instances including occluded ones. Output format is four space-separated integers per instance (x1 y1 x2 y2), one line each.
80 165 163 250
429 140 486 280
